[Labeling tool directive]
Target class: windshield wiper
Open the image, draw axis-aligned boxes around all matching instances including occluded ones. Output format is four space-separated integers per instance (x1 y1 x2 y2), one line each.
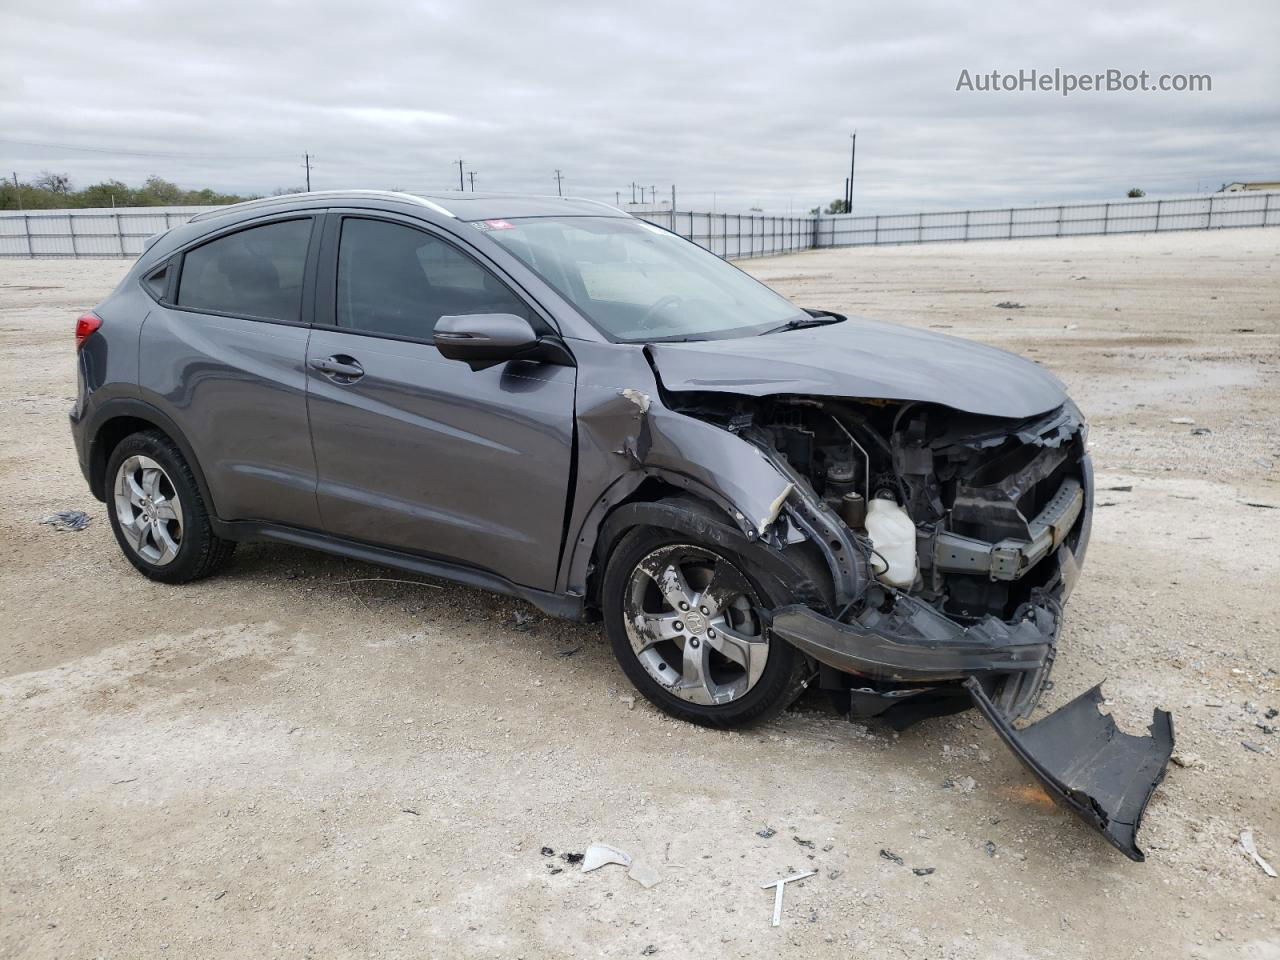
760 315 843 335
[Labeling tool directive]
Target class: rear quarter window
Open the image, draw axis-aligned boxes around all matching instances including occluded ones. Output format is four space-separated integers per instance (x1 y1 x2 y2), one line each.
141 263 170 300
177 218 312 322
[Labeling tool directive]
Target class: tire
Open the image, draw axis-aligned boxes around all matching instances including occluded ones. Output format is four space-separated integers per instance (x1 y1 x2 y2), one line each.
601 510 820 729
104 429 235 584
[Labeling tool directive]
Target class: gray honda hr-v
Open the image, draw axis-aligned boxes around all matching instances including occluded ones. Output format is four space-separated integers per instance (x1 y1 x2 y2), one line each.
70 190 1172 859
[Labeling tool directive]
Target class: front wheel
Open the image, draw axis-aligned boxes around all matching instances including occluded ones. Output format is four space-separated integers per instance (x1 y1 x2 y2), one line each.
601 523 813 728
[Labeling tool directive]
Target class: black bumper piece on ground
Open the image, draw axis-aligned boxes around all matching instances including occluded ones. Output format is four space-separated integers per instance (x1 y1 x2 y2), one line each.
965 677 1174 862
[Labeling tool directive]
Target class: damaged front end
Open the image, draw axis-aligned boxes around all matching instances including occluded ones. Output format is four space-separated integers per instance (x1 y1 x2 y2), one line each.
662 390 1173 861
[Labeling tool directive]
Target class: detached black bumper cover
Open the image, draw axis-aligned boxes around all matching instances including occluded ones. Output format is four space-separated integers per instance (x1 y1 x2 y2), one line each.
965 678 1174 862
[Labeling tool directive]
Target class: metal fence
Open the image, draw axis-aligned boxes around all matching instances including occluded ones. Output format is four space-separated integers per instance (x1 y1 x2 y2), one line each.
2 191 1277 260
638 210 816 259
811 191 1280 248
0 207 210 258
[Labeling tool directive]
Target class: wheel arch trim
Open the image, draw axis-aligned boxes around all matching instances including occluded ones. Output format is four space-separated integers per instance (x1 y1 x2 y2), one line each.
84 398 218 516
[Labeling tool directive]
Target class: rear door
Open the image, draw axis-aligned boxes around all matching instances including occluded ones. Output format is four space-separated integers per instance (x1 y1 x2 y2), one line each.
140 215 322 528
305 213 576 591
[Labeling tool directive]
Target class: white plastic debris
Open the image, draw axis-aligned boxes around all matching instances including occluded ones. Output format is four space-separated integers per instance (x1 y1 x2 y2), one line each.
581 843 632 873
761 870 816 926
1239 829 1277 878
628 861 663 889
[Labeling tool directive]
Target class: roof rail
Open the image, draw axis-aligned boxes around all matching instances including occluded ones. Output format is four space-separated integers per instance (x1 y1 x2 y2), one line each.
188 190 455 222
565 196 630 215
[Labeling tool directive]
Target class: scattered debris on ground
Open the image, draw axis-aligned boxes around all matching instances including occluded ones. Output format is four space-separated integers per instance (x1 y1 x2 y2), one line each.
627 861 663 889
761 870 816 927
756 826 777 839
879 849 904 866
576 842 661 888
1238 830 1277 878
995 301 1025 309
37 509 90 532
582 843 631 872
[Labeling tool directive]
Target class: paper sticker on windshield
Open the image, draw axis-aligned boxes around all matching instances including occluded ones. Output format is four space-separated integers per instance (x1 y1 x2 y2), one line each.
474 219 515 232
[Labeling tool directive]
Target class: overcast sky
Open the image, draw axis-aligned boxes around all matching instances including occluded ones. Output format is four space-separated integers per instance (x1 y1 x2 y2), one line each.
2 0 1276 214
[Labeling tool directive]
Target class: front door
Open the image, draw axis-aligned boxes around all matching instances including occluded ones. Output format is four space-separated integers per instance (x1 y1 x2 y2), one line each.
304 214 576 591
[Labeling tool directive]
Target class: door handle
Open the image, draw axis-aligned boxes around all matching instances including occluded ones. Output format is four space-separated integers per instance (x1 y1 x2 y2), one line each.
309 355 365 382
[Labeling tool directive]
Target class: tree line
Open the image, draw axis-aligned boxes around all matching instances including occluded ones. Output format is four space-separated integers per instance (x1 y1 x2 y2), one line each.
0 173 304 211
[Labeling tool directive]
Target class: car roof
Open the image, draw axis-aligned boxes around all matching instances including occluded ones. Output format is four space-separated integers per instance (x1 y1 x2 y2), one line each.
187 190 629 225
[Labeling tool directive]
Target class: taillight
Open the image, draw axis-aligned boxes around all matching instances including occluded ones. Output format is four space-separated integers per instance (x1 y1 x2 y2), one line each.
75 312 102 350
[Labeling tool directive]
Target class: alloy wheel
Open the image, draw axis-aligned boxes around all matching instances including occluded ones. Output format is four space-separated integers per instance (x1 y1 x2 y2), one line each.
113 455 184 566
622 543 769 705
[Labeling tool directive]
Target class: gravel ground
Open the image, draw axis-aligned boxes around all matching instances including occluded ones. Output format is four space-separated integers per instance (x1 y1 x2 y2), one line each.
1 228 1277 959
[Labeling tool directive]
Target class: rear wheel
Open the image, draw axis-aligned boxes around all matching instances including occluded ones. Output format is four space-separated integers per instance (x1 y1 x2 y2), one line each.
602 522 815 728
105 430 235 583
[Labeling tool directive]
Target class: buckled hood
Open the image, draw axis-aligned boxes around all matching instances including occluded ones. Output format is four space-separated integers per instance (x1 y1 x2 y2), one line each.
647 317 1068 419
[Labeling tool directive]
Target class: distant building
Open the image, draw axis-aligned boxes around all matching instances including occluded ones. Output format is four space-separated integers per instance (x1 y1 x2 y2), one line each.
1220 181 1280 192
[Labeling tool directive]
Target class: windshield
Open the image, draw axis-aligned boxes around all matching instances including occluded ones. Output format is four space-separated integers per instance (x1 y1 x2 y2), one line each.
478 216 808 341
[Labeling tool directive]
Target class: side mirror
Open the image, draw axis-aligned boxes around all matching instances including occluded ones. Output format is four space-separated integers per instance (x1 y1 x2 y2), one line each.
434 313 542 371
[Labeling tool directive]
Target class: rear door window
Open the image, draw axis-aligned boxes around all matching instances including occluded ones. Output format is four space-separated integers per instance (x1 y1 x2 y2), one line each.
177 218 313 322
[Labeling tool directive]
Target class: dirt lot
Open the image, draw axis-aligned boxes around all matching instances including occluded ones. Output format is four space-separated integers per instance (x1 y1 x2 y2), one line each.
2 228 1278 959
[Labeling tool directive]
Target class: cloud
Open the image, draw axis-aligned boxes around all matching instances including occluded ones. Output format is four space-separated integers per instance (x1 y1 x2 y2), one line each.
0 0 1275 213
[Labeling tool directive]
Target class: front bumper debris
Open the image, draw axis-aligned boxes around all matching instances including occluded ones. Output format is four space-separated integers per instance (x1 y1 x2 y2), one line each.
965 678 1174 862
769 588 1174 860
768 594 1059 719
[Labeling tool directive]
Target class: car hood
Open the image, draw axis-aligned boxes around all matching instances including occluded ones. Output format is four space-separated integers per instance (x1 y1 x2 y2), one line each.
647 317 1068 419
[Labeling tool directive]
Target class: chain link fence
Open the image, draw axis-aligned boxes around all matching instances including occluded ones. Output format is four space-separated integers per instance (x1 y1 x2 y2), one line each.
2 192 1276 260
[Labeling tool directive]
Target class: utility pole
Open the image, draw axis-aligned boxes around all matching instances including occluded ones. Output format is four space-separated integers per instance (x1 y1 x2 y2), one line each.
467 171 477 191
847 131 856 212
630 182 637 204
649 185 656 206
12 172 21 211
615 190 621 206
553 169 565 196
671 184 676 212
303 153 312 192
456 159 466 191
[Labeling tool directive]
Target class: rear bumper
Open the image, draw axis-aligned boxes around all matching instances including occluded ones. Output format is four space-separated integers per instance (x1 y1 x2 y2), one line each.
69 408 93 489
